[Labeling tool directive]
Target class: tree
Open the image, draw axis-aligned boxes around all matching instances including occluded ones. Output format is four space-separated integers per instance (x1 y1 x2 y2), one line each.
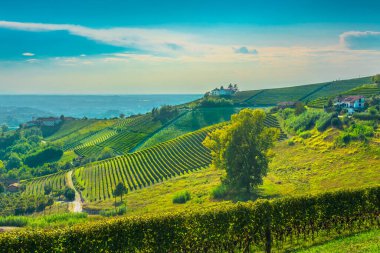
0 182 5 194
295 102 306 115
44 184 53 195
372 74 380 84
113 182 127 204
203 109 279 193
64 187 75 201
1 124 8 133
119 113 125 119
6 153 22 170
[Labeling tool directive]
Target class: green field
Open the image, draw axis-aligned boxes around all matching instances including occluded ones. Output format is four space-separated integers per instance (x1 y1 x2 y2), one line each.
233 76 372 106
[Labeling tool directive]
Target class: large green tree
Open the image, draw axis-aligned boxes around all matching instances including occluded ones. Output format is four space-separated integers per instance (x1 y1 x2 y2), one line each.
203 109 279 192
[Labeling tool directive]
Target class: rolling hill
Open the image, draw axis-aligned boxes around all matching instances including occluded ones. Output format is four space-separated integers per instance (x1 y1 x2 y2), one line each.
233 76 372 106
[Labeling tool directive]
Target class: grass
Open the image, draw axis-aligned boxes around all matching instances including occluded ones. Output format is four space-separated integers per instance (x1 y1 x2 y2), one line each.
0 213 90 229
82 126 379 215
294 229 380 253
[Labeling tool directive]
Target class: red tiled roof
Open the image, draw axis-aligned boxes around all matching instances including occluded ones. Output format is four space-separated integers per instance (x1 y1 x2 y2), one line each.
341 96 364 103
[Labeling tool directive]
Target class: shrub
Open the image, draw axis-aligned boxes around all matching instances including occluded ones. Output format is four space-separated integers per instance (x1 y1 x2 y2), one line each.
64 187 75 201
172 190 191 204
0 216 28 227
283 110 323 133
316 112 336 131
0 187 378 253
331 117 342 128
198 97 234 107
287 139 295 146
100 205 127 217
211 184 228 199
298 131 312 139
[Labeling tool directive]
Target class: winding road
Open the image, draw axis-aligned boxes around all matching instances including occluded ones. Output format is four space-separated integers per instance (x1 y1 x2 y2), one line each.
66 170 83 213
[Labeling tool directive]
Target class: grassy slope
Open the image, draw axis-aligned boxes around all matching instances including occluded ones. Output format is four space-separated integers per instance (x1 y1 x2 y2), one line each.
86 128 379 213
233 76 372 106
308 82 379 108
295 229 380 253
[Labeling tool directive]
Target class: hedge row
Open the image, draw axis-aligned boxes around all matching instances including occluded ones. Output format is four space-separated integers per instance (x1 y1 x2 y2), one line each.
0 187 379 253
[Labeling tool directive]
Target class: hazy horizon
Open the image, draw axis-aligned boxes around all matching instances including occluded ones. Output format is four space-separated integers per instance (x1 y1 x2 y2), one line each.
1 1 380 94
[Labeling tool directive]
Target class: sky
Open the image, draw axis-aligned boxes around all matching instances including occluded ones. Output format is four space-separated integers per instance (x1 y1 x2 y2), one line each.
1 0 380 94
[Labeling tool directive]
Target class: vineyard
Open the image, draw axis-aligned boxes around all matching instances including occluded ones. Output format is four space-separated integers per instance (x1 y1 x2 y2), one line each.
74 125 219 201
63 114 166 156
232 76 371 107
308 83 380 108
46 120 98 141
23 171 67 196
305 76 372 102
137 107 239 150
1 186 378 253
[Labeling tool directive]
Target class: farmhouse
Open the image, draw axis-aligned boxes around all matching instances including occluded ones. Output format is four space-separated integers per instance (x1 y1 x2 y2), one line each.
7 183 20 192
334 96 365 109
210 84 238 96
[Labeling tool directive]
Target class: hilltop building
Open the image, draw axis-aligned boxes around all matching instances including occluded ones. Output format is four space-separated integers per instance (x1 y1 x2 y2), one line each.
209 84 238 97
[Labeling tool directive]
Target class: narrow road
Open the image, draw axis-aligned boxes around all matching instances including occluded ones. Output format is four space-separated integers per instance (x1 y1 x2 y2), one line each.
66 170 83 213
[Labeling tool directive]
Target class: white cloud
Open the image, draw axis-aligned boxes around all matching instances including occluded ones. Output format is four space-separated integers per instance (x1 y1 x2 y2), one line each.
340 31 380 50
22 52 35 56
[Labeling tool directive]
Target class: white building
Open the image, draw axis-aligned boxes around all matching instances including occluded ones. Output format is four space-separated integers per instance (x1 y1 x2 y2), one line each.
334 96 365 109
210 84 238 96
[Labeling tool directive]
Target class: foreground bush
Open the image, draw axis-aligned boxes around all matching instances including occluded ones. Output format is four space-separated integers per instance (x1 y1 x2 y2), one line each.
0 187 379 253
172 190 191 204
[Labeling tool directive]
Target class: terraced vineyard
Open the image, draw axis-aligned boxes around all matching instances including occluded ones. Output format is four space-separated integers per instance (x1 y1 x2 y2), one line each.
64 128 118 150
74 125 219 201
63 115 165 156
244 83 325 105
233 76 372 107
305 76 372 102
308 83 380 108
137 107 239 150
46 120 98 141
342 83 380 96
265 114 287 140
73 113 286 202
23 171 67 196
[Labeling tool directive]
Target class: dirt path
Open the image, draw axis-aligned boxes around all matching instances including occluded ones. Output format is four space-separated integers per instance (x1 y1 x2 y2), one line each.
66 170 83 213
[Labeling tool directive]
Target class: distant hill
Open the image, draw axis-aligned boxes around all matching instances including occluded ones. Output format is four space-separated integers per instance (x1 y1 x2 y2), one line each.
231 76 373 106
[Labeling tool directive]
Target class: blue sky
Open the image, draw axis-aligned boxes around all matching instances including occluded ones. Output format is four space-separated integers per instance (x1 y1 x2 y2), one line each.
1 0 380 94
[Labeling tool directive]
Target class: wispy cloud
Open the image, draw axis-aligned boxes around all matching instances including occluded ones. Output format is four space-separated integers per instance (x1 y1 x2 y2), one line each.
0 20 194 56
22 52 35 56
340 31 380 50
